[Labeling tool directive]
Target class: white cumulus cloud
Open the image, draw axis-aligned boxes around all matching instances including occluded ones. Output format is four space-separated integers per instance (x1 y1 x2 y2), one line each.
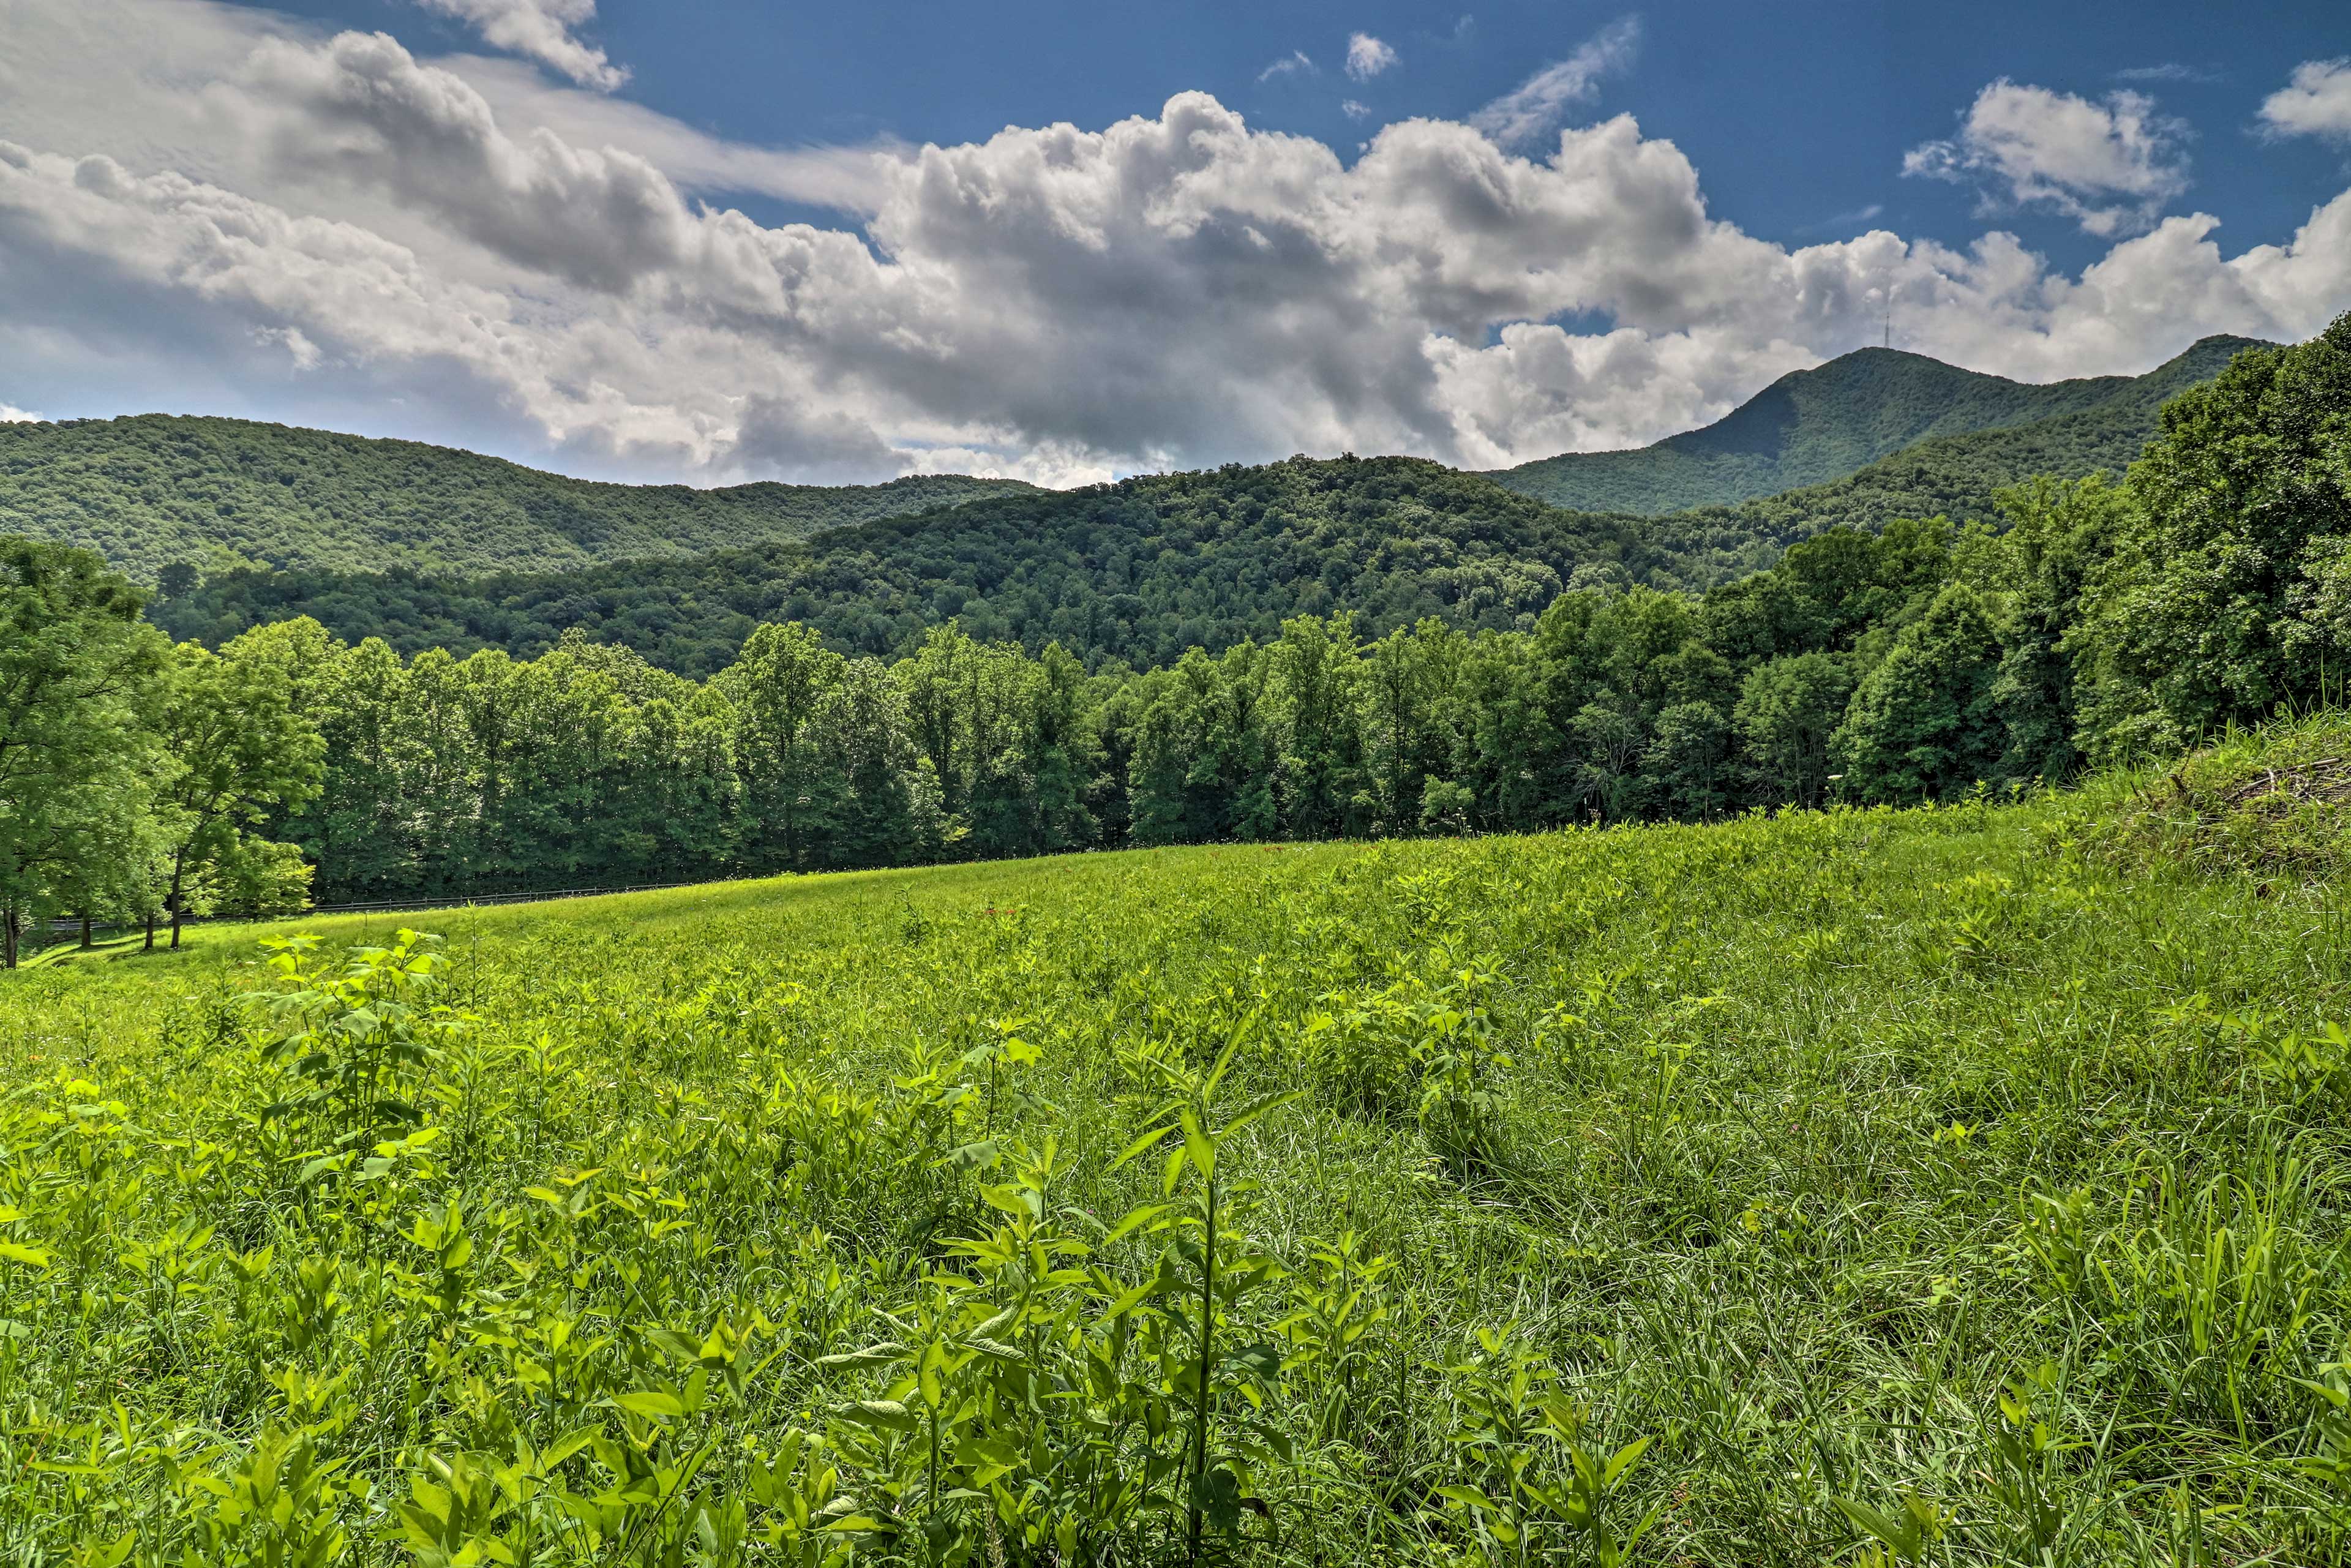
1469 17 1640 150
1344 34 1398 81
2261 59 2351 145
218 32 709 293
0 2 2346 490
0 405 45 422
1258 51 1314 83
410 0 626 91
1905 79 2192 236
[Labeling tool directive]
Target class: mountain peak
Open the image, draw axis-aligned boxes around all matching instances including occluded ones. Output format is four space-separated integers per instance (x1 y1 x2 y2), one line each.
1490 334 2270 516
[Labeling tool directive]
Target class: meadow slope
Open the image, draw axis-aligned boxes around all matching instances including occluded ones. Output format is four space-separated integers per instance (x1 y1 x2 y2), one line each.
4 718 2350 1564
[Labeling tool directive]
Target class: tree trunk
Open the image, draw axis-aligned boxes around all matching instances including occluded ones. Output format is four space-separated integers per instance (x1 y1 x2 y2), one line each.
79 912 93 950
2 906 16 970
168 853 187 951
144 911 157 951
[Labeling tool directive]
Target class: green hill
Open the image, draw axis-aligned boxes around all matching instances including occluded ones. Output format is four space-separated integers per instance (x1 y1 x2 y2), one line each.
0 413 1036 581
1643 351 2255 583
1488 334 2265 514
104 337 2271 670
156 455 1659 673
154 329 2254 677
3 339 2253 590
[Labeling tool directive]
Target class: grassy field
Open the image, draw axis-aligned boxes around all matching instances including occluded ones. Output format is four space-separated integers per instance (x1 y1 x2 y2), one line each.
5 721 2351 1566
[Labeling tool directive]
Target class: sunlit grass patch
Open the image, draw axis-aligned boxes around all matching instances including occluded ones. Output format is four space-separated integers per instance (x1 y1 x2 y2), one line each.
2 740 2349 1564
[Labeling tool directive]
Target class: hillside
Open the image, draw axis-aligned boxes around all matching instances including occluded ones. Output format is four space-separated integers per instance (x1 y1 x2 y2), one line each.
151 340 2239 674
0 413 1035 580
2 339 2253 593
7 710 2350 1560
1644 368 2249 583
1490 334 2264 514
103 336 2276 670
156 455 1659 673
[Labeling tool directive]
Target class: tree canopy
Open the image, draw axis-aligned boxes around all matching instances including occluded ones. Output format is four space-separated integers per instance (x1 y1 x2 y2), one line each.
3 321 2339 961
0 413 1033 581
148 339 2257 678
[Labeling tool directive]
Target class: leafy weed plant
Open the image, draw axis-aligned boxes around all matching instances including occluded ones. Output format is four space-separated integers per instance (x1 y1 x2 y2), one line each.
3 716 2351 1561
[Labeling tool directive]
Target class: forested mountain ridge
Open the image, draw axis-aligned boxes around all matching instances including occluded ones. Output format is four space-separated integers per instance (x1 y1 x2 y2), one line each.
1645 354 2270 582
157 456 1661 675
1489 334 2265 514
156 329 2260 677
0 413 1036 581
5 339 2252 590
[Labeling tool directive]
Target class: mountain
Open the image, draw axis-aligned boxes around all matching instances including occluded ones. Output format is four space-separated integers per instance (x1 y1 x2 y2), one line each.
153 456 1659 675
78 330 2276 673
148 333 2274 675
0 414 1037 581
1644 344 2265 583
1488 334 2267 515
151 334 2276 672
6 338 2256 587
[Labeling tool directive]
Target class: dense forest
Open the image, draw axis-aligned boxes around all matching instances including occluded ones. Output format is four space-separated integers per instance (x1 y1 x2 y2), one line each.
155 459 1660 676
6 315 2342 946
1487 334 2260 513
155 335 2251 678
1 337 2251 602
0 414 1033 580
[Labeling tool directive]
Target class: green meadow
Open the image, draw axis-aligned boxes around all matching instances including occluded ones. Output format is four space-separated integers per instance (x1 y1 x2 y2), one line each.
4 716 2350 1566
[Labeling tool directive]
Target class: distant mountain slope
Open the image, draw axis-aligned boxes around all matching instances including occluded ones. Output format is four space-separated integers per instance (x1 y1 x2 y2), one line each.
132 335 2274 674
1644 364 2244 584
1489 335 2265 515
155 456 1658 675
0 414 1036 581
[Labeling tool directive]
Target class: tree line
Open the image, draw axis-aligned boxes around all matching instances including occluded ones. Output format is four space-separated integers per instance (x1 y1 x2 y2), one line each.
146 337 2257 678
3 316 2342 961
0 539 318 964
153 455 1659 678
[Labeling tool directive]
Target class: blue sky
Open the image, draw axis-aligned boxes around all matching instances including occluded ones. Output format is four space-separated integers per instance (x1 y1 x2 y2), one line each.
0 0 2345 484
245 0 2351 268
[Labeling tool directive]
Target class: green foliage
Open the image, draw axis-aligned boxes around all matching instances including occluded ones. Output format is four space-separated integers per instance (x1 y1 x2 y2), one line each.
2109 703 2351 879
1491 334 2260 516
8 324 2333 951
7 741 2351 1560
2073 316 2351 762
0 546 329 967
0 539 170 964
253 928 465 1158
138 338 2263 684
149 642 323 947
154 455 1655 674
1829 582 2007 805
1734 651 1854 808
0 413 1033 581
1439 1327 1662 1567
146 392 2204 681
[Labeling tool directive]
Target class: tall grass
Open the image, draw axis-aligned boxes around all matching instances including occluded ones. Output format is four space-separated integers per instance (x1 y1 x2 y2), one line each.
3 717 2349 1564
